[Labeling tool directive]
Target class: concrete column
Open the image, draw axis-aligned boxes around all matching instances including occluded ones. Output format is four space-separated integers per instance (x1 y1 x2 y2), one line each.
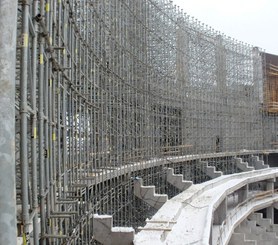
0 1 18 244
237 185 248 204
214 198 227 225
266 178 275 221
209 219 213 245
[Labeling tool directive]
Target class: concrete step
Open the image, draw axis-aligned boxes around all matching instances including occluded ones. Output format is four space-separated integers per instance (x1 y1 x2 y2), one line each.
134 178 168 209
245 231 277 244
250 156 269 170
260 231 277 240
248 212 263 220
234 216 278 244
267 224 278 235
166 168 193 191
244 232 261 242
93 214 134 245
235 220 251 234
235 225 252 234
244 228 277 243
250 225 266 234
256 240 276 245
234 157 254 172
229 233 257 245
236 220 257 232
248 213 272 229
200 161 222 179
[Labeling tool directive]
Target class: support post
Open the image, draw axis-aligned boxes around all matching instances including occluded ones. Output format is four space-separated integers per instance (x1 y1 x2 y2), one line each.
213 198 227 225
0 0 18 244
237 184 248 203
266 178 275 221
20 0 30 239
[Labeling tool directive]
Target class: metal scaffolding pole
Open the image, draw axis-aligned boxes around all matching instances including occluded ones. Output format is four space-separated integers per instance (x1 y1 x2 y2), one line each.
0 0 18 244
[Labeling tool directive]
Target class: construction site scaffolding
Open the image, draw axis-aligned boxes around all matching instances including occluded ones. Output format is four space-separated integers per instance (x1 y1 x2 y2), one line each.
4 0 277 244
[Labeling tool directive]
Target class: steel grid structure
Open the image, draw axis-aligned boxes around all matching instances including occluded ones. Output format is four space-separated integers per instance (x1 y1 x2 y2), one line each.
0 0 276 244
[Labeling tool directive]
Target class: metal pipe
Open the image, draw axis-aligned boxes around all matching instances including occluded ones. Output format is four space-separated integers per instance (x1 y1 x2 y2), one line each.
0 0 18 244
31 0 39 243
43 234 68 239
38 29 47 245
20 0 31 240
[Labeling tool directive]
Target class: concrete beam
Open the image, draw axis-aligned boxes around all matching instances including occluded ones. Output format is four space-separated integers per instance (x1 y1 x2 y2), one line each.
134 178 168 209
166 168 192 191
0 0 18 244
93 214 134 245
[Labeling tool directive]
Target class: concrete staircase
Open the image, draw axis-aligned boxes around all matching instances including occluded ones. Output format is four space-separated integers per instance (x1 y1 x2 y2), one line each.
248 213 278 236
229 213 278 245
93 214 134 245
229 233 257 245
166 168 193 191
133 178 168 209
234 158 254 172
200 161 223 179
250 156 269 169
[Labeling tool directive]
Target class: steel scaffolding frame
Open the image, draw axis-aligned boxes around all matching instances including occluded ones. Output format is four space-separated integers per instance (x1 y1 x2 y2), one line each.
3 0 276 244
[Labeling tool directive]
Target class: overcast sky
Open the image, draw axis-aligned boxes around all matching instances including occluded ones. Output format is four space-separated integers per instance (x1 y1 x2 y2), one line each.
172 0 278 55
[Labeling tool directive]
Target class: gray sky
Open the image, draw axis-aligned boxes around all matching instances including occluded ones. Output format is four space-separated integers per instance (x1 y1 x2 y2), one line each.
172 0 278 54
